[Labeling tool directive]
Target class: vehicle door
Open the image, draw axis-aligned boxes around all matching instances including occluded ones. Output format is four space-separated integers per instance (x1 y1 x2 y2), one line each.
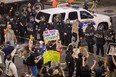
79 10 96 32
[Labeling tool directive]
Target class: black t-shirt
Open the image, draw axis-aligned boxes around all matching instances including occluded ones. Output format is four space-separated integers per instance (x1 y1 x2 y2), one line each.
65 50 74 63
52 74 64 77
43 73 52 77
81 67 91 77
94 67 103 77
75 58 82 72
46 44 56 51
28 51 39 66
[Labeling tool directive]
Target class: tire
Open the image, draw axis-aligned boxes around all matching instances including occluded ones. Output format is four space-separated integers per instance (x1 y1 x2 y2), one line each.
98 23 108 30
33 2 44 12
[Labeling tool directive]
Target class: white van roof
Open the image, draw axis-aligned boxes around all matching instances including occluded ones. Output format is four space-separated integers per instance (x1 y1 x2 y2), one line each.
39 7 83 14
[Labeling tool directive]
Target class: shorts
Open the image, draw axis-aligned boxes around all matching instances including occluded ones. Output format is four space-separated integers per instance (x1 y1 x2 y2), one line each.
30 66 38 76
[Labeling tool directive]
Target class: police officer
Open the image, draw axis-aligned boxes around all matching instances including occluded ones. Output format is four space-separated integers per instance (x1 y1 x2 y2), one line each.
53 14 64 43
0 15 5 45
0 2 5 15
64 19 72 46
12 12 20 43
19 15 28 43
38 16 48 41
85 22 95 53
105 26 115 45
95 25 105 57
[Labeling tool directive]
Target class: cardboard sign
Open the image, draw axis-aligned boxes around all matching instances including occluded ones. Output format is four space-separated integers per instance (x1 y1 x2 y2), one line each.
107 43 116 55
43 30 60 42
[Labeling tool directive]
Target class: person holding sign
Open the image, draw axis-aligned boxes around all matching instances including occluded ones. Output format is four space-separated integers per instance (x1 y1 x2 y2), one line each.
106 43 116 77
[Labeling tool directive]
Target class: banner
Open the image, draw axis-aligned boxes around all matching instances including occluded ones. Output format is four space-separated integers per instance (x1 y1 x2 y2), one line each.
107 43 116 55
43 30 60 42
43 50 60 64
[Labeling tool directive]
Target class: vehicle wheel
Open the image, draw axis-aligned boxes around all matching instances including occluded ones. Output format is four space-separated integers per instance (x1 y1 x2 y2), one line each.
34 2 44 12
98 23 108 30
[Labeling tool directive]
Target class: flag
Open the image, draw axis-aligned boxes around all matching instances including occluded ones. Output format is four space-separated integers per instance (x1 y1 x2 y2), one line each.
43 50 60 64
52 0 58 8
68 0 74 3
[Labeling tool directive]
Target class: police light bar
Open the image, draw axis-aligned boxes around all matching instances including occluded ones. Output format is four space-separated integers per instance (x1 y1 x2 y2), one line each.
71 5 80 9
57 3 70 7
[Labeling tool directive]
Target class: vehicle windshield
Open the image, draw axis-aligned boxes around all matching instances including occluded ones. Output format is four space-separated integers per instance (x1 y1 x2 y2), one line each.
36 12 50 22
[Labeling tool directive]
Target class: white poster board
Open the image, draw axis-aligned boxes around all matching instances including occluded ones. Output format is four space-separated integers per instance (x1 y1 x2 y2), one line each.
43 29 60 42
107 43 116 55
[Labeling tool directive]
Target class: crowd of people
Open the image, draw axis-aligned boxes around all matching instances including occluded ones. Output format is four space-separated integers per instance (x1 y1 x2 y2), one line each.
0 2 116 77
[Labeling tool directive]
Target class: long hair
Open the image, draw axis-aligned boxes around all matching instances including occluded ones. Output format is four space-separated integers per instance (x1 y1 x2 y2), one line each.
67 45 73 51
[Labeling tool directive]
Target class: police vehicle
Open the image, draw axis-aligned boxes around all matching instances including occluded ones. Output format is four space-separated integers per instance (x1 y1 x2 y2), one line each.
35 5 112 32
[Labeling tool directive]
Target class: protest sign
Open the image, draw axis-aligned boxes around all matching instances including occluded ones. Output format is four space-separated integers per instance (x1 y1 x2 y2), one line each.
107 43 116 55
43 50 60 64
43 29 60 42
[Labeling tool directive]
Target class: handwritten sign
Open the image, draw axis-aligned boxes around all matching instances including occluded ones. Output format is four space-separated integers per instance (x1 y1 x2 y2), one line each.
107 43 116 55
43 30 60 42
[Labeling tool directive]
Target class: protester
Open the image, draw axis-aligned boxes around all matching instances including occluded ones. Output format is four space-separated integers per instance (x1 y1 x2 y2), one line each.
94 59 107 77
52 66 65 77
75 53 83 77
80 56 96 77
5 54 18 77
65 45 75 77
2 41 14 63
72 19 80 43
0 51 3 76
28 46 42 77
19 45 31 74
5 24 17 46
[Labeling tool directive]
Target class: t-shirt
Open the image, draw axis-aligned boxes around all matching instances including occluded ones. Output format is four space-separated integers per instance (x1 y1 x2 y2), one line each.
81 67 91 77
75 58 82 72
94 67 103 77
52 74 64 77
2 46 14 57
28 51 39 66
43 73 52 77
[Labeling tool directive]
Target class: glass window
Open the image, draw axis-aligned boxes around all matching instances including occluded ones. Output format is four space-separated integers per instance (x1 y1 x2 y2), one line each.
69 12 78 20
52 13 66 22
36 12 50 22
80 11 93 19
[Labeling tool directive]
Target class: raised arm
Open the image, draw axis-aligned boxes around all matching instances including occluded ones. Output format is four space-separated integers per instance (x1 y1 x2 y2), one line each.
91 60 97 70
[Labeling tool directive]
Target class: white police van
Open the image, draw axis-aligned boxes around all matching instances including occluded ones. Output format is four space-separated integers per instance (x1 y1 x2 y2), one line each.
35 5 112 32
